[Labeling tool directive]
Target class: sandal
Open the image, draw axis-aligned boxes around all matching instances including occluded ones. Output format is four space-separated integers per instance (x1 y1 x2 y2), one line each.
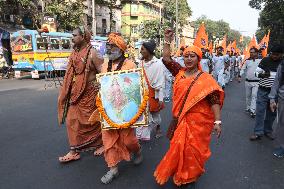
249 134 262 141
94 146 104 156
101 170 119 184
59 152 80 163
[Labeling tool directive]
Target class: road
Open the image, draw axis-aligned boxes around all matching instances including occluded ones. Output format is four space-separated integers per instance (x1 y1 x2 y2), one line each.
0 78 283 189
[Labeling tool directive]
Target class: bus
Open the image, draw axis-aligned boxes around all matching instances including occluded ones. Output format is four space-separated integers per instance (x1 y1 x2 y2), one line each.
11 30 72 78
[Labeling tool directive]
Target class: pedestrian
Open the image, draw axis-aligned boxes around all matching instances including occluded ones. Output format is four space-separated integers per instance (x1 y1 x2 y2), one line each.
175 46 186 67
239 47 261 118
154 29 224 187
269 58 284 158
0 53 8 78
94 33 143 184
136 39 166 140
250 44 283 141
212 46 227 88
57 26 104 162
200 48 210 73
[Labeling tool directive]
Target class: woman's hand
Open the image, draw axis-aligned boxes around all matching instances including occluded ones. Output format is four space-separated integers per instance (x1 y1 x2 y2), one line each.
213 123 222 138
164 29 174 43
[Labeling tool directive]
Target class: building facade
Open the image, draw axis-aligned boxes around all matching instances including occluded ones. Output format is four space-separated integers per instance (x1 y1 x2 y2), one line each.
121 0 163 40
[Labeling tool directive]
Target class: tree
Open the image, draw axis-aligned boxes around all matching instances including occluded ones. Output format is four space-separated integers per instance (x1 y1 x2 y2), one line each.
140 19 171 40
249 0 284 45
140 0 192 41
194 15 250 50
159 0 192 28
45 0 85 31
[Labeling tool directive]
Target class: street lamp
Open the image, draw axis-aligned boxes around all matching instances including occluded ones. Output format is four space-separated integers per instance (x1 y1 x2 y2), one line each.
92 0 96 36
175 0 179 47
159 1 162 56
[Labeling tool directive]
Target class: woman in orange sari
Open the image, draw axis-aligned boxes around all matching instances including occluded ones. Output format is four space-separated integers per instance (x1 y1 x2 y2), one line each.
154 29 225 187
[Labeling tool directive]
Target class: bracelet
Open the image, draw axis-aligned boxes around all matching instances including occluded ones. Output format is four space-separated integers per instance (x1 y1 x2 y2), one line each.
164 40 171 45
214 120 222 125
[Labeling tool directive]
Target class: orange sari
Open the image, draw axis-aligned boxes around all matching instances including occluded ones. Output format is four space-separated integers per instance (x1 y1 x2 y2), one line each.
154 70 224 186
101 59 141 167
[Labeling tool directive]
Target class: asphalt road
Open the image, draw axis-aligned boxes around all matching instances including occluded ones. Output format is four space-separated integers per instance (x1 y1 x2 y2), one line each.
0 78 283 189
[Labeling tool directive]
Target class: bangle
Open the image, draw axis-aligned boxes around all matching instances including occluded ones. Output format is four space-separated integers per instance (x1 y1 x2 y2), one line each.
164 40 171 45
214 120 222 125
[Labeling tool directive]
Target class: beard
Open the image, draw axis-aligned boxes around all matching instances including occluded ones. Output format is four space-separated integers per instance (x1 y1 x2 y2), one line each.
108 49 123 61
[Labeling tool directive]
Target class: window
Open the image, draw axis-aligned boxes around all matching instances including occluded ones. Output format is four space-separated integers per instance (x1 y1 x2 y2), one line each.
61 38 71 50
50 37 60 50
11 35 33 52
131 25 139 34
111 20 116 32
102 19 107 34
36 35 49 50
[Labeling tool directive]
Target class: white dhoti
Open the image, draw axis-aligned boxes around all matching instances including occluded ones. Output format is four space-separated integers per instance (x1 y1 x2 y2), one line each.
136 112 161 141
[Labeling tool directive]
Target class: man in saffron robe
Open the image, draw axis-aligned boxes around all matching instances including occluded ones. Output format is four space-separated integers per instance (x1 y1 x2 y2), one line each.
90 33 143 184
154 29 225 187
57 26 104 162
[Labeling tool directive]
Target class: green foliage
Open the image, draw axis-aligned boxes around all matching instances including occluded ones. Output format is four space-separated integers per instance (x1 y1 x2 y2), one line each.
161 0 192 27
141 0 191 41
140 19 171 40
249 0 284 45
45 1 85 31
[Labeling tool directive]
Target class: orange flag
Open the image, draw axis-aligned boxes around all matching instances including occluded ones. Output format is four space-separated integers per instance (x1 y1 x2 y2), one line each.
259 30 270 57
219 35 227 55
231 40 237 53
226 41 232 53
194 22 208 49
241 46 249 68
248 35 258 50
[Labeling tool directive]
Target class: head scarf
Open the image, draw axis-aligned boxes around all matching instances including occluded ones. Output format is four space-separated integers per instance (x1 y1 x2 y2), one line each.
108 33 127 52
183 45 203 70
79 26 92 43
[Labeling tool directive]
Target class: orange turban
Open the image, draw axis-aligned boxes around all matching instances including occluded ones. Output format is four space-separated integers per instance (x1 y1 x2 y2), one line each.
183 45 202 60
183 45 203 71
108 33 127 52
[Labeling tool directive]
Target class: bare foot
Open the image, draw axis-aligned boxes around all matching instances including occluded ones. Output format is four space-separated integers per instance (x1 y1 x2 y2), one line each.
94 146 104 156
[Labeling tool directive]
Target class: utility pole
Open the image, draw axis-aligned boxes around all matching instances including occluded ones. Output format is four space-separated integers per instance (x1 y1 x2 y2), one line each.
159 1 162 56
175 0 179 48
92 0 96 36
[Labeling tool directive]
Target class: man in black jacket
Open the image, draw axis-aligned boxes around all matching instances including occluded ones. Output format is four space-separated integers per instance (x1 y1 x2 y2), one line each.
250 44 283 141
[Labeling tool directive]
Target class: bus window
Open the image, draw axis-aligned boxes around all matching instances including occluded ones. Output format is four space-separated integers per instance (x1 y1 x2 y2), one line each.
36 35 49 50
11 35 33 52
50 37 60 50
61 38 71 50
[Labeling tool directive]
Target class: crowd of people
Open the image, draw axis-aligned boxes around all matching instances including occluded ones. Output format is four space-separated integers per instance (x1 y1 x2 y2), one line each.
56 26 283 188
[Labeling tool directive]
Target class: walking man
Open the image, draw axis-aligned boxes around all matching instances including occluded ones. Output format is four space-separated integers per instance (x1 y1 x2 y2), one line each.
250 45 283 141
269 58 284 158
239 47 261 117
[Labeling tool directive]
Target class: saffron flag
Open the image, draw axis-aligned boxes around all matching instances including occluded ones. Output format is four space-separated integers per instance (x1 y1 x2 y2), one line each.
194 22 208 49
231 40 237 53
259 30 270 57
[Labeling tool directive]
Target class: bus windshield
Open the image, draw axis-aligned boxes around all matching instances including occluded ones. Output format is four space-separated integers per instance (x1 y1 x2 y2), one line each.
11 35 33 52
